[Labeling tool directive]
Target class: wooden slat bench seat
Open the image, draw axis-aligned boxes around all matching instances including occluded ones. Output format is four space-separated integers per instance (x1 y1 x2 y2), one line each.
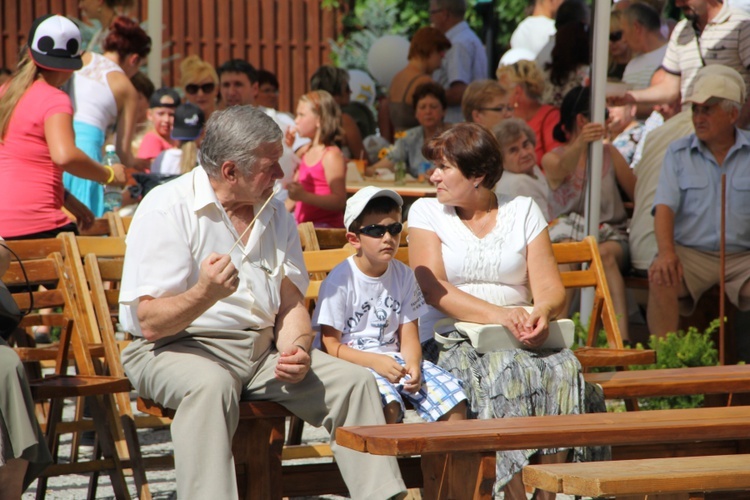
523 454 750 498
336 405 750 500
585 364 750 400
136 397 421 498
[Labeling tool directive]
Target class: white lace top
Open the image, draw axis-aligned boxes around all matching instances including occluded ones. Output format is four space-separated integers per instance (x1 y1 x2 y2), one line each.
407 194 548 342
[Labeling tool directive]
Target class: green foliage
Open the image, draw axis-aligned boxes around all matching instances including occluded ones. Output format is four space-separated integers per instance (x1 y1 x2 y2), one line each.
631 320 721 410
570 312 608 349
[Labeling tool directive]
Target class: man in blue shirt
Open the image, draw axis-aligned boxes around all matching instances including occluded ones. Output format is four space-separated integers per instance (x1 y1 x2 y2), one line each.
648 64 750 337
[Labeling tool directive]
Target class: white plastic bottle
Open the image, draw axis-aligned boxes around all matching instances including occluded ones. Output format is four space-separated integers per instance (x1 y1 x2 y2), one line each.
102 145 122 213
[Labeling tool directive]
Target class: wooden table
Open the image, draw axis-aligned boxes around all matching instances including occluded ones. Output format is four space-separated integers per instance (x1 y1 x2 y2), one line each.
336 405 750 499
346 179 437 201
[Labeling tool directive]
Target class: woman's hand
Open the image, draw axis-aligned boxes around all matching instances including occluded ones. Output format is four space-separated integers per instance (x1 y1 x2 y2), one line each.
63 193 95 231
576 122 606 145
497 306 532 340
111 163 128 186
518 307 552 348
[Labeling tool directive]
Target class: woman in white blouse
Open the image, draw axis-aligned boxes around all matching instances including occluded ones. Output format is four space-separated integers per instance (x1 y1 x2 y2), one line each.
408 123 589 500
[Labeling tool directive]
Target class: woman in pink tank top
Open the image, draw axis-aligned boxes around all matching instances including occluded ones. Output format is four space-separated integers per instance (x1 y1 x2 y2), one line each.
287 90 347 228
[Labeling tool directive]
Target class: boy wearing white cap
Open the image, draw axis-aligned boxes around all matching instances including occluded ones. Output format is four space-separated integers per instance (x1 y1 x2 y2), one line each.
313 186 467 423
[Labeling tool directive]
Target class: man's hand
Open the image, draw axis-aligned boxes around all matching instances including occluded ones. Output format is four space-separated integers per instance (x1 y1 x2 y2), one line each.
606 92 637 107
197 253 239 301
275 344 311 383
371 354 407 384
649 251 683 288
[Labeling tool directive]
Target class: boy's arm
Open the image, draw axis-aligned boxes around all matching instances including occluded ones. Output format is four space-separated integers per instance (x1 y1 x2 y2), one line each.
320 324 405 383
398 320 422 393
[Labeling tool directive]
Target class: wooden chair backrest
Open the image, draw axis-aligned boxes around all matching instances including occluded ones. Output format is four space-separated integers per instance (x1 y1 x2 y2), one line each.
297 222 320 252
79 217 116 236
106 212 132 237
551 236 623 349
2 250 96 376
302 246 409 301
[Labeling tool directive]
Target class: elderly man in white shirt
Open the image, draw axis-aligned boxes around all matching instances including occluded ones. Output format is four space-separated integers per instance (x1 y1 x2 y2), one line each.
119 106 406 500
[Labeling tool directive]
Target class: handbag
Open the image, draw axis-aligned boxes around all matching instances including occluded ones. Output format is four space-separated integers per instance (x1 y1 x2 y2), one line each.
433 307 575 354
0 243 33 341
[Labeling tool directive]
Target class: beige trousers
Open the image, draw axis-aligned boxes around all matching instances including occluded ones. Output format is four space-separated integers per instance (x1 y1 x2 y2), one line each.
121 328 405 500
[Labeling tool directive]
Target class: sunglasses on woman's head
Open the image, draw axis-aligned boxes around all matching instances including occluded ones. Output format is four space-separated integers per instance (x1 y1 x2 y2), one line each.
357 222 403 238
185 82 216 95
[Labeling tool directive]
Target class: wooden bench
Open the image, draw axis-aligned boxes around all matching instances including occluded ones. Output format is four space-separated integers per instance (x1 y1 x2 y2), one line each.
336 405 750 500
524 454 750 498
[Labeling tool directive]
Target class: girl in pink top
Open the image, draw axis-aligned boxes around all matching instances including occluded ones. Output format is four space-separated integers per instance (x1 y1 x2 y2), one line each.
0 14 127 240
287 90 347 228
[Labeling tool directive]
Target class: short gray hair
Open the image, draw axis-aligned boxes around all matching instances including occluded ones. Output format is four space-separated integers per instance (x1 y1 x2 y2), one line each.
199 105 282 178
719 98 742 115
492 118 537 152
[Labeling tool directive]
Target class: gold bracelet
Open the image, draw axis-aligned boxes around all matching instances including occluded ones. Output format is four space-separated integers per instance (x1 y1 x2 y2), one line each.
103 165 115 185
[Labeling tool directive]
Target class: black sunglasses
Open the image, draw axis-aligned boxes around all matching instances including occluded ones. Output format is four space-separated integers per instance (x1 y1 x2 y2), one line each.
185 82 216 95
609 31 623 42
357 222 403 238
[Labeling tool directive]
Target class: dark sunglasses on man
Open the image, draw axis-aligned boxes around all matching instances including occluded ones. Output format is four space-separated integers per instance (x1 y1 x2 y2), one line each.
357 222 403 238
609 31 623 42
185 82 216 95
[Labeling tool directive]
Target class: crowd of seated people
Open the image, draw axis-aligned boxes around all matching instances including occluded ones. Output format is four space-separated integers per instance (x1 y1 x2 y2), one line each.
5 0 750 497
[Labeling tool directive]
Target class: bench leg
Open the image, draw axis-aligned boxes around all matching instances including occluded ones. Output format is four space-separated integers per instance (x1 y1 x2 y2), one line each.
421 452 495 500
232 416 286 500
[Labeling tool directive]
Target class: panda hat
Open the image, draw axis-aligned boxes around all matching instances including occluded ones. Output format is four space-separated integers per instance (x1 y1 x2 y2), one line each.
28 14 83 71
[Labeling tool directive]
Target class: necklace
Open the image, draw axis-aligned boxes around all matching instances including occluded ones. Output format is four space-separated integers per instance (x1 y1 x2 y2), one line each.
460 194 496 237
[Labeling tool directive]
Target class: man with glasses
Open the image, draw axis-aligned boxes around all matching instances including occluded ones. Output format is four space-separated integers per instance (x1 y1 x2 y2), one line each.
648 65 750 338
119 106 407 500
429 0 488 123
615 0 750 127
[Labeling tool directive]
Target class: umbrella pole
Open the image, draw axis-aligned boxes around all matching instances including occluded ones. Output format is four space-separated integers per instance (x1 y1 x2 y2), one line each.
719 173 726 365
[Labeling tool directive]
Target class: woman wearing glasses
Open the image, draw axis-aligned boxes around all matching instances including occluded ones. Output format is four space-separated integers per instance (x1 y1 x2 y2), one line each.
461 79 513 130
180 55 219 122
408 123 587 500
497 59 562 165
542 86 636 343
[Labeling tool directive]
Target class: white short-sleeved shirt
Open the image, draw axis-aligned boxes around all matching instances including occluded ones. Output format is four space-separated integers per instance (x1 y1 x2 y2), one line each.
119 166 309 337
433 21 489 123
510 16 556 58
661 4 750 101
407 195 547 342
313 257 427 353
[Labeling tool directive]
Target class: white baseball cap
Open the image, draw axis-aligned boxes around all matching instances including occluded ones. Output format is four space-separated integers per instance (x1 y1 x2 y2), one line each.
685 65 746 105
344 186 403 231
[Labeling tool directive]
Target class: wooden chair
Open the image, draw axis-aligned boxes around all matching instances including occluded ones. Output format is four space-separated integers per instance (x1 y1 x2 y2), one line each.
107 212 132 237
2 248 142 499
552 236 655 369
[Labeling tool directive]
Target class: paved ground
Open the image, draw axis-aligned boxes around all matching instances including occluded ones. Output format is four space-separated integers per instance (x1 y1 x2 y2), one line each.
23 398 576 499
